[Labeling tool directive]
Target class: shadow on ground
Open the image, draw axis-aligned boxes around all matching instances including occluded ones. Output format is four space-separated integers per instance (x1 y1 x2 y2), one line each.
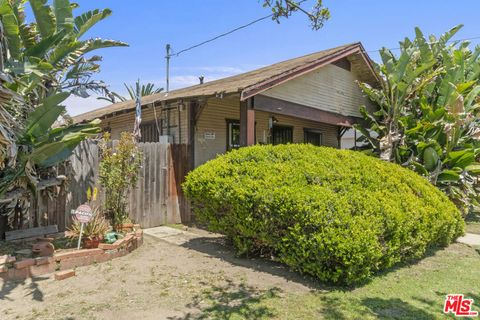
168 279 281 320
180 236 332 292
0 275 49 302
180 234 449 292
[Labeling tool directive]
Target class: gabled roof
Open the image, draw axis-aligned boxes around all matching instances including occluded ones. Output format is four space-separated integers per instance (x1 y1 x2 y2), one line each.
73 42 377 123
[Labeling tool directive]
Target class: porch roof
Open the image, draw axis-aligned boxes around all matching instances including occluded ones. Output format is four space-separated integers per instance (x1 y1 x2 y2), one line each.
73 42 378 123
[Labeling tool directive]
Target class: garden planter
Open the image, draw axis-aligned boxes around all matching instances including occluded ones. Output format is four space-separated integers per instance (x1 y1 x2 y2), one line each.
115 223 134 233
83 237 101 249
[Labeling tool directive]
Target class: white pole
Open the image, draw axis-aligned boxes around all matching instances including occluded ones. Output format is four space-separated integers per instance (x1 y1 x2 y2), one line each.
77 222 84 250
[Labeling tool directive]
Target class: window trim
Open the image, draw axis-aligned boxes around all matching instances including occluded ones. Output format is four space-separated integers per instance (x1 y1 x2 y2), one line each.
226 119 240 151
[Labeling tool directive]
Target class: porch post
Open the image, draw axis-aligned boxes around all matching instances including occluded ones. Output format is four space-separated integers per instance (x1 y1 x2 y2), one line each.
240 98 255 146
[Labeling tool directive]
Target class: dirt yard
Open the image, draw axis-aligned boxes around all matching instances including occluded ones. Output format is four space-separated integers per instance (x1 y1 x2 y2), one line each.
0 228 317 320
1 227 480 320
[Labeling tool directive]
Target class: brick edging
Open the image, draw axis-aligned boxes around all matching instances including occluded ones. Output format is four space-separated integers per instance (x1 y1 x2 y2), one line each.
0 229 144 281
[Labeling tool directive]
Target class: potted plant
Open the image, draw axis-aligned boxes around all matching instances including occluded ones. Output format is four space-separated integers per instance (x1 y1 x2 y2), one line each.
68 211 110 249
99 132 142 232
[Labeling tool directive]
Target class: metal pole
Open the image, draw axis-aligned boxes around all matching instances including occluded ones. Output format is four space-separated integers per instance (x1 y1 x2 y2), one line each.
166 44 171 93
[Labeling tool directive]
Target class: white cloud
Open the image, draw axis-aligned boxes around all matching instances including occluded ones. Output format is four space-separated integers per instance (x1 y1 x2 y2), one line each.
65 95 110 116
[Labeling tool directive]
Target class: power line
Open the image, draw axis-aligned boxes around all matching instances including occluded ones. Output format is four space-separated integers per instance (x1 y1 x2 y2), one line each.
170 13 274 58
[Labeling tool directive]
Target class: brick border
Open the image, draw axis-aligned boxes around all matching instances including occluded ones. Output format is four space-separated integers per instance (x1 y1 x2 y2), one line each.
0 229 143 281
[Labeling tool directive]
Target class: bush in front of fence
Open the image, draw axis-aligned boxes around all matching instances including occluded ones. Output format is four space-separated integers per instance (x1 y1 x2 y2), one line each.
183 144 464 285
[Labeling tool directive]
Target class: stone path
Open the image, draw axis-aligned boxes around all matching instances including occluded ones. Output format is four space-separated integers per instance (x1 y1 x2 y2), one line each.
456 233 480 246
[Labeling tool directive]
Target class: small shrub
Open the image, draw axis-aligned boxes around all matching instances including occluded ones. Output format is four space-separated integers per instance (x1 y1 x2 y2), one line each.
183 144 464 285
99 132 142 228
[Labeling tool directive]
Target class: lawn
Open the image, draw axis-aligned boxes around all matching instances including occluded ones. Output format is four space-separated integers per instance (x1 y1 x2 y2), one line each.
466 212 480 235
187 243 480 320
1 230 479 320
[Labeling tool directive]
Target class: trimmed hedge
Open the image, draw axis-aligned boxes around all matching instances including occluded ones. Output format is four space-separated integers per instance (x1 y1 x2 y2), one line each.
183 144 464 284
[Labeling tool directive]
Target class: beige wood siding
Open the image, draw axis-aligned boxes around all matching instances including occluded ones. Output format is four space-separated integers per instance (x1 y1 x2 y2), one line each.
101 102 189 144
194 97 339 167
194 97 240 167
254 110 338 147
262 64 370 118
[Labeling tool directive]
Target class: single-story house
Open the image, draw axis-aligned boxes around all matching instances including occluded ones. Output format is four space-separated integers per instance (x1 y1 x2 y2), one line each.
73 42 378 222
74 42 377 167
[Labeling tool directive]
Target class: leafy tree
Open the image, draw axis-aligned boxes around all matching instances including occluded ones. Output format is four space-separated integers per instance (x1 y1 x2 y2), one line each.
262 0 330 30
355 25 480 214
0 0 126 228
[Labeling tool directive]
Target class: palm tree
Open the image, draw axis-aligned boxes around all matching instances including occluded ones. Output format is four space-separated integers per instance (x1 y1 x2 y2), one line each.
99 80 164 103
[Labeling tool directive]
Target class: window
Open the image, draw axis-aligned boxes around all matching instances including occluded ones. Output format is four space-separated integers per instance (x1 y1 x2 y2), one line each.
227 120 240 150
140 122 160 142
272 125 293 145
304 129 323 146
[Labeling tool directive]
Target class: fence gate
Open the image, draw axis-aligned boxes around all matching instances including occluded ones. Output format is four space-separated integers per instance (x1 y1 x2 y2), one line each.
127 142 181 227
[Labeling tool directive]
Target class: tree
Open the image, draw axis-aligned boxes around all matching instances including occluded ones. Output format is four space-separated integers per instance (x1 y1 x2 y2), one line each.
262 0 330 30
0 0 126 228
355 25 480 215
98 80 163 103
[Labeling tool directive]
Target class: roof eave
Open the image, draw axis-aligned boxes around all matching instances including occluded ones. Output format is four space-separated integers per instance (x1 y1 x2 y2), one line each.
240 43 377 101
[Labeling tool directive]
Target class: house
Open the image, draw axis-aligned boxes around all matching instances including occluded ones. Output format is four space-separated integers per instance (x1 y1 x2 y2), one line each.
74 42 377 167
73 42 378 222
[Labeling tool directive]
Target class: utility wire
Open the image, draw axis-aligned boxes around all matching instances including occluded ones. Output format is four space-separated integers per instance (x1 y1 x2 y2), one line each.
170 13 274 57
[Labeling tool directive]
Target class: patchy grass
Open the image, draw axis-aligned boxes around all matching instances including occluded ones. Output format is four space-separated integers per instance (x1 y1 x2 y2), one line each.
2 235 479 320
466 212 480 235
183 244 480 320
260 244 480 319
466 223 480 235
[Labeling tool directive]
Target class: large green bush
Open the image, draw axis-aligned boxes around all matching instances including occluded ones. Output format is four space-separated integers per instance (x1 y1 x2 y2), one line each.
183 144 464 285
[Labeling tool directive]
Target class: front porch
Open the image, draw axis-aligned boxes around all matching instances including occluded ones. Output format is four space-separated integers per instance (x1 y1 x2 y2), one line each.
193 94 360 167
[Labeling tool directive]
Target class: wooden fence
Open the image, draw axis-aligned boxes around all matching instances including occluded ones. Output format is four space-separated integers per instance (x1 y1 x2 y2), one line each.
0 139 187 237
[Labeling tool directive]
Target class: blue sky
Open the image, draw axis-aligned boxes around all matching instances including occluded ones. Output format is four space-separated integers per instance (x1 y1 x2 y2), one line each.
66 0 480 115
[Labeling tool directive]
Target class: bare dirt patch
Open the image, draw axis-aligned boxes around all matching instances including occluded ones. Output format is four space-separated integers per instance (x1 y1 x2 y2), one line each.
0 230 321 320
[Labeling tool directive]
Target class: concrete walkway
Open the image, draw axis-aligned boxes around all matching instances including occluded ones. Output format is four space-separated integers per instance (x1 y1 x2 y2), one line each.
143 225 218 245
457 233 480 246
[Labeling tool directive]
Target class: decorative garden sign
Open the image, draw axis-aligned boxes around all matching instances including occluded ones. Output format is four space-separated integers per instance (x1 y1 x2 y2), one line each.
73 204 94 223
71 204 94 249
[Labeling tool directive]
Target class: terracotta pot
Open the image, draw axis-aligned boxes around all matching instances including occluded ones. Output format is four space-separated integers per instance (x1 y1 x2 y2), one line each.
83 237 101 249
32 237 55 256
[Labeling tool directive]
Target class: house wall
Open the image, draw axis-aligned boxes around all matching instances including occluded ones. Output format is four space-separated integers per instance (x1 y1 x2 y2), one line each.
100 102 189 144
194 97 339 167
261 64 370 118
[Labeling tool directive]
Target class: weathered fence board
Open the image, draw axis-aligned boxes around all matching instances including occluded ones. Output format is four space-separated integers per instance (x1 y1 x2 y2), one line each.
127 142 175 227
1 139 185 238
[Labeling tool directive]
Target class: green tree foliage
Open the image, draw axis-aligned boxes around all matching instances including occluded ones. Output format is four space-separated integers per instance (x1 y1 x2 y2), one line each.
183 144 463 285
98 79 163 103
263 0 330 30
355 25 480 215
0 0 126 228
99 132 141 229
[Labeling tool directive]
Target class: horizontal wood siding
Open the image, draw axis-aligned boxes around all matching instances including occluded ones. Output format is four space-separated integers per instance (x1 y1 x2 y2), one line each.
103 103 188 144
194 97 339 167
262 64 370 118
254 110 339 147
194 97 240 167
